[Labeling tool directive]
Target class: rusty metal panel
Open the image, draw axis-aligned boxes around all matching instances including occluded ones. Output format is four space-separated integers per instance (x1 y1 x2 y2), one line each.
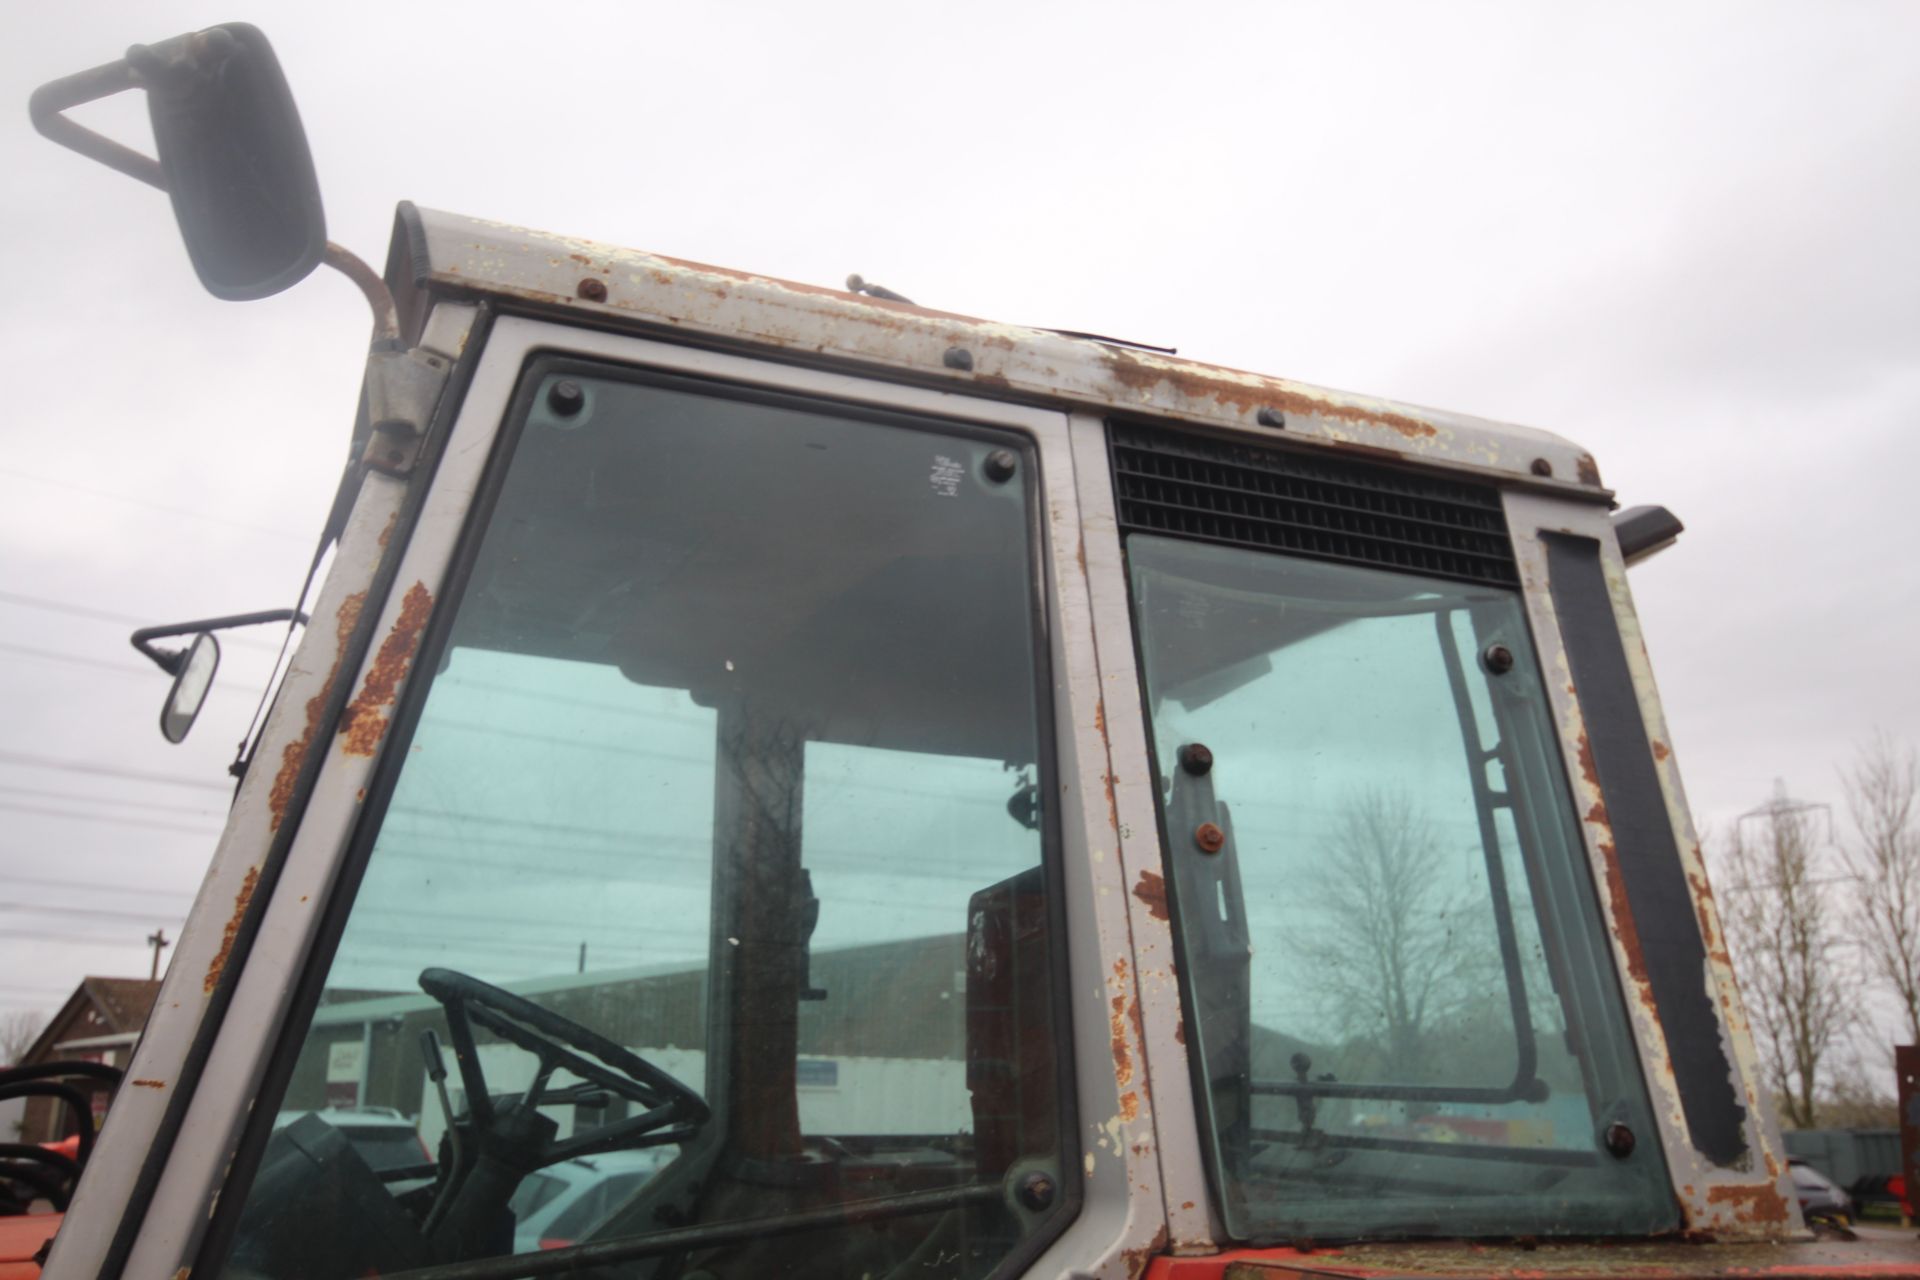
43 307 477 1278
1146 1234 1920 1279
1502 491 1797 1241
405 207 1613 500
48 468 413 1280
1067 413 1220 1254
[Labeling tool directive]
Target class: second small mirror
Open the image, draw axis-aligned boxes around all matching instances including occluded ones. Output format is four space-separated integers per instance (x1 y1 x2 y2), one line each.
161 632 220 743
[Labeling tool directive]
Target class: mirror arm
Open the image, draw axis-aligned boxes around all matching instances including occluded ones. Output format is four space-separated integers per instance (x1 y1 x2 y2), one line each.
130 608 309 675
323 242 401 345
28 57 166 191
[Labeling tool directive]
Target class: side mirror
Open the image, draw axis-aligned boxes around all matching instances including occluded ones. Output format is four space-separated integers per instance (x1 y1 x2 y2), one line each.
29 23 325 301
1613 504 1685 567
161 633 221 744
131 607 305 744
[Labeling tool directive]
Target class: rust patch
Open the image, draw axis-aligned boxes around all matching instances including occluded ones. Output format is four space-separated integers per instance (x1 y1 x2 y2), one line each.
1093 698 1106 736
1120 1090 1141 1122
1652 739 1671 762
1597 841 1651 991
268 590 367 831
1105 772 1120 833
1102 349 1438 440
1585 800 1611 830
1111 992 1133 1088
648 249 989 326
338 582 434 757
1133 869 1170 922
1705 1180 1792 1225
1691 870 1730 962
1110 957 1139 1090
1576 733 1601 790
376 510 398 550
1576 452 1603 486
1174 1018 1186 1046
1124 1224 1171 1280
129 1078 165 1089
203 865 260 995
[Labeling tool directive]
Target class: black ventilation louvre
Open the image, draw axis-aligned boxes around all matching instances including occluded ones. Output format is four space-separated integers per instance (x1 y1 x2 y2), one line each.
1109 423 1519 588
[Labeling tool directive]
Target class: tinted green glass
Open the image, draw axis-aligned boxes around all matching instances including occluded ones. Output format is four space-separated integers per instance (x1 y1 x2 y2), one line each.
224 368 1068 1279
1128 533 1673 1240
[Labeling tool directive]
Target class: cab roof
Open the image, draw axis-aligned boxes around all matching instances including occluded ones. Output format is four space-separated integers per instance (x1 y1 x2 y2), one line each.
385 203 1611 502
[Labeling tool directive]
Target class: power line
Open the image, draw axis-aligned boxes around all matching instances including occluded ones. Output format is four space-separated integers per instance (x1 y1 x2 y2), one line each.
0 590 146 627
0 902 189 926
0 784 222 820
0 928 164 948
0 641 250 696
0 799 221 837
0 464 307 542
0 590 285 654
0 749 231 794
0 873 194 901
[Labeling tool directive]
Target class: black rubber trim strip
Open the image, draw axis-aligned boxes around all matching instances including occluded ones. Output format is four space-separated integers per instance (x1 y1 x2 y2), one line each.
94 304 496 1280
1542 532 1747 1167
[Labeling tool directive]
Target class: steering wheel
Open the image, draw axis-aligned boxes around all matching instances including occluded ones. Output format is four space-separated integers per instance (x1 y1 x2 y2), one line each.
418 968 708 1168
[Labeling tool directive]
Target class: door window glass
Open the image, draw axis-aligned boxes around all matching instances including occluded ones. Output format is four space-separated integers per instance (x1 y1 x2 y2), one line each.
221 367 1070 1280
1128 532 1673 1240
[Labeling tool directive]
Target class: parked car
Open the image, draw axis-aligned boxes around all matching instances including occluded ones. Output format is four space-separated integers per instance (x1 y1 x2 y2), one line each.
508 1147 677 1254
1788 1158 1854 1225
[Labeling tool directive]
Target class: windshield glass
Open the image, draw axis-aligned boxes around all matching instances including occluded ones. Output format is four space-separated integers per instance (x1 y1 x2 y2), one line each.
1127 532 1673 1240
222 365 1071 1279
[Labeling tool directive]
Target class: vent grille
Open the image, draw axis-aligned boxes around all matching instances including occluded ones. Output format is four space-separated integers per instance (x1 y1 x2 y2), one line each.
1109 423 1518 588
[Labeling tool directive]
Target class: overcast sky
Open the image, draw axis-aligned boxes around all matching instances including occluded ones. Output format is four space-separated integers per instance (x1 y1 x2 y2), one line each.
2 2 1915 1064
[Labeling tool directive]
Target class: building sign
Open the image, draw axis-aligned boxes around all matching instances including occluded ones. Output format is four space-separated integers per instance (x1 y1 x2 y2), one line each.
796 1058 839 1088
325 1039 364 1109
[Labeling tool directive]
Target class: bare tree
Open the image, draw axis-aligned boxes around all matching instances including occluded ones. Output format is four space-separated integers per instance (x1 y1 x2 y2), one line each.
1308 789 1491 1078
1 1010 44 1064
1719 785 1853 1129
1839 733 1920 1043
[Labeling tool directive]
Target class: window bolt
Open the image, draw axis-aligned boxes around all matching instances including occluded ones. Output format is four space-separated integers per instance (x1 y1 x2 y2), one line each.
1179 743 1213 776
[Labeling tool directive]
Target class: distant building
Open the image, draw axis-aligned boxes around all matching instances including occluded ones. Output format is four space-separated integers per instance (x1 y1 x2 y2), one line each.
17 977 160 1143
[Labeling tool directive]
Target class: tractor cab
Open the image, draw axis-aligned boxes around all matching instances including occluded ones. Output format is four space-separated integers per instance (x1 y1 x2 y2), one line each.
19 21 1901 1280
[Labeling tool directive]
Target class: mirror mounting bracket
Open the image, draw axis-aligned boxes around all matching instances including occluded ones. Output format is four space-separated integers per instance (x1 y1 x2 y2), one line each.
130 608 310 676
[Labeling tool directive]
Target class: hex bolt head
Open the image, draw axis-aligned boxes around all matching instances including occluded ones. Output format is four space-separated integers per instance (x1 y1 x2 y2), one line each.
1195 822 1227 855
577 277 608 302
548 381 586 416
1015 1170 1056 1211
1530 457 1554 477
1256 407 1287 429
1482 643 1515 675
983 450 1018 483
1179 743 1214 776
943 346 975 371
1603 1121 1636 1158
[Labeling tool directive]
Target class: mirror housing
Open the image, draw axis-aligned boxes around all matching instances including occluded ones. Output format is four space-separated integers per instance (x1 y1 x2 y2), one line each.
1613 504 1685 567
29 23 325 301
161 632 221 743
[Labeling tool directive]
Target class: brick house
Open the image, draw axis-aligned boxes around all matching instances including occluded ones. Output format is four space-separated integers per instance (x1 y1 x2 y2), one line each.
17 977 160 1143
